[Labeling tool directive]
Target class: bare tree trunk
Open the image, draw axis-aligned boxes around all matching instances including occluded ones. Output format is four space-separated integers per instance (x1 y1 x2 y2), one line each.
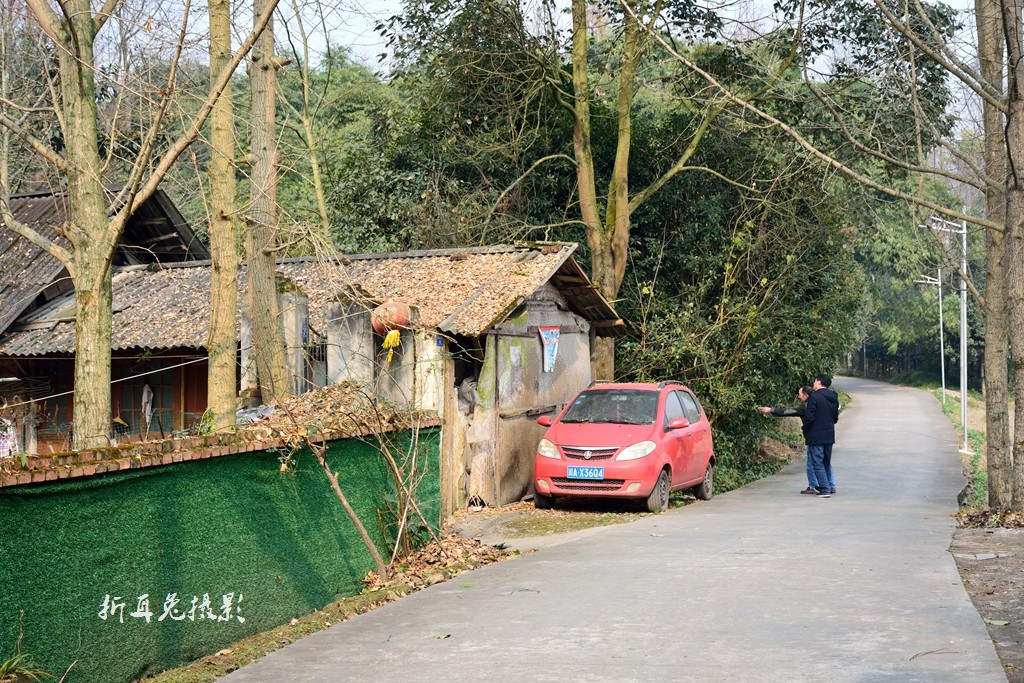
10 0 281 451
977 0 1012 506
206 0 240 430
571 0 644 381
55 0 116 450
1003 0 1024 511
247 0 289 403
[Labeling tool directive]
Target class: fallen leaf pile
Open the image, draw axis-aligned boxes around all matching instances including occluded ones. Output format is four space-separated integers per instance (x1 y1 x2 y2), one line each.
240 382 419 443
361 534 515 592
957 507 1024 528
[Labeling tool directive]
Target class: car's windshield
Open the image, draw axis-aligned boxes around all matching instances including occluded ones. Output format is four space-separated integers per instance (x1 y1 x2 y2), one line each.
560 389 658 425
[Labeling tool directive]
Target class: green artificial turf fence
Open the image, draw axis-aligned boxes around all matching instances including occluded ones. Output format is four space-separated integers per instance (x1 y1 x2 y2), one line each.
0 427 440 683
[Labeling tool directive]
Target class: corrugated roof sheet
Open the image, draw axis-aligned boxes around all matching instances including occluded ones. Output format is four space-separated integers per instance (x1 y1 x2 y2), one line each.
0 194 72 334
0 189 210 338
0 243 624 356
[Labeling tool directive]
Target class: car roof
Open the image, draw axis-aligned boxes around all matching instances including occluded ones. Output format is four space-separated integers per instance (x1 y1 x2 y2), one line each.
583 381 690 391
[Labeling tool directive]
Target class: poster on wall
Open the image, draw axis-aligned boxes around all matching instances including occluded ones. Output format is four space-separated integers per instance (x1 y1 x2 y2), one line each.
539 326 560 372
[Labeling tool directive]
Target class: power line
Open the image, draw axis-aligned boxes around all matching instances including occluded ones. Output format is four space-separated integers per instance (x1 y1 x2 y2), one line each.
0 356 209 411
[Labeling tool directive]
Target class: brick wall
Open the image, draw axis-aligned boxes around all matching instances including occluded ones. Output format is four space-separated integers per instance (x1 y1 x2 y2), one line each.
0 417 442 489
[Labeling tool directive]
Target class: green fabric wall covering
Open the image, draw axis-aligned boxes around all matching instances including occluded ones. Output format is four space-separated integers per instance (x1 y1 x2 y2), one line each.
0 428 440 682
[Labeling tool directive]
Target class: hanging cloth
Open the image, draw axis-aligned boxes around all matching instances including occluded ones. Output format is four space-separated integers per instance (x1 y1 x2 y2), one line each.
141 384 154 437
0 417 18 459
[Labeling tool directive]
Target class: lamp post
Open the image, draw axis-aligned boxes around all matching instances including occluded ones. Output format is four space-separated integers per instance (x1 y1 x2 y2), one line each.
915 267 945 406
923 214 972 454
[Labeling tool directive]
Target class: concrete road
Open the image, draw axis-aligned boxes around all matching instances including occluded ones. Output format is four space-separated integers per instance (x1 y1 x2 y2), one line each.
223 377 1006 682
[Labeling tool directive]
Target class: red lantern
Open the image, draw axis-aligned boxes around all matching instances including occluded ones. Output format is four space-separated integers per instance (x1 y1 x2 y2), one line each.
371 300 411 334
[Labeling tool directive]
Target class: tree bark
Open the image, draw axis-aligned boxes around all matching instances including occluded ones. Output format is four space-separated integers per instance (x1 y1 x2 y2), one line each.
54 0 116 450
1002 0 1024 511
976 0 1012 506
206 0 240 431
570 0 646 381
247 0 289 403
570 0 612 379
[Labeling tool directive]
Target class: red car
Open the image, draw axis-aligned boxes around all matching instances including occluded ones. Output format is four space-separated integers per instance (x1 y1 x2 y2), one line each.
533 381 715 512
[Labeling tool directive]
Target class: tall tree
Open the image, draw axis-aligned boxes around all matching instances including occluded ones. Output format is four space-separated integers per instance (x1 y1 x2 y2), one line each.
390 0 796 378
247 0 290 402
974 0 1011 506
1001 0 1024 507
0 0 278 449
207 0 241 430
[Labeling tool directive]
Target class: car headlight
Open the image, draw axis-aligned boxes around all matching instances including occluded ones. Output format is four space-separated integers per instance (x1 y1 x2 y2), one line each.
617 441 656 461
537 438 560 459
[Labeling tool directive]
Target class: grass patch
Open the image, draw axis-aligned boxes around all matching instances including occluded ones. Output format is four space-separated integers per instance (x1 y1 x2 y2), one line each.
499 509 643 536
143 589 399 683
934 388 987 507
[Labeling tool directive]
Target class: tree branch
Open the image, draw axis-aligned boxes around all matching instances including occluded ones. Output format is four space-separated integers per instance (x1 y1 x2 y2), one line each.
0 111 66 170
92 0 120 33
638 18 1002 233
871 0 1005 112
0 196 75 273
128 0 283 217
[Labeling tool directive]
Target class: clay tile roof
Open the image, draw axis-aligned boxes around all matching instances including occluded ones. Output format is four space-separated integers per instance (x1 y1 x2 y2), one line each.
278 243 621 336
0 242 625 357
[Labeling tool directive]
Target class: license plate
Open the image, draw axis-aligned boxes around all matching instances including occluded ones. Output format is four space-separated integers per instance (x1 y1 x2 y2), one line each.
567 466 604 480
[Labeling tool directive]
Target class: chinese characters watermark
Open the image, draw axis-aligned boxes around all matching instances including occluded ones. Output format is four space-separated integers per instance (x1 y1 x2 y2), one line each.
99 592 245 624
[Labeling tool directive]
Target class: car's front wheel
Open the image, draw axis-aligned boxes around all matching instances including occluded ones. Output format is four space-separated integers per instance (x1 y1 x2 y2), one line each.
693 461 713 500
646 469 670 513
534 491 554 509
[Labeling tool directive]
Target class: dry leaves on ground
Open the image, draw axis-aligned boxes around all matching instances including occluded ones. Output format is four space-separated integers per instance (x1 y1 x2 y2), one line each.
361 535 515 592
957 507 1024 529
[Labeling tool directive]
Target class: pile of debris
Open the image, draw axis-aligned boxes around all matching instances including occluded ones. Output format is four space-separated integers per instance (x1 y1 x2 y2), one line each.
957 507 1024 528
236 382 429 444
361 534 515 592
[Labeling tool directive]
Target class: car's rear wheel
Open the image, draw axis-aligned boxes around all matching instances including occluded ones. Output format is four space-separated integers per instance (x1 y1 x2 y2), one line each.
646 469 670 513
534 491 554 509
693 461 713 500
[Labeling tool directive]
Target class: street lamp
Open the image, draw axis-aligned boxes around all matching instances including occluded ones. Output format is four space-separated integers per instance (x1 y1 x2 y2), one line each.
915 267 945 406
922 214 971 454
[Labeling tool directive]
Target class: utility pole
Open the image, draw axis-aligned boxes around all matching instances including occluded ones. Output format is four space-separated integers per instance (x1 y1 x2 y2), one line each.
915 267 945 406
923 214 972 454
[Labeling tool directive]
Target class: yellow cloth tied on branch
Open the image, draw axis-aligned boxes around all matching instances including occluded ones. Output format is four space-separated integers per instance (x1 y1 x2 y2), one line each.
382 329 401 363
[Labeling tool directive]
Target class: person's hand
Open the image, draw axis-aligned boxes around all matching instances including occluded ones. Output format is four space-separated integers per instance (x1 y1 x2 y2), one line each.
757 406 771 414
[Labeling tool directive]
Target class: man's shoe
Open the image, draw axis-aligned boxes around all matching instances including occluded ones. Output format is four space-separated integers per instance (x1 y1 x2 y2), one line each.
816 490 831 498
830 487 836 494
800 487 817 494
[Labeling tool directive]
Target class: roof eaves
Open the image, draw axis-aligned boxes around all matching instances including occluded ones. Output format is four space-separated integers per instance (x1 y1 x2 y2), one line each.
436 249 556 336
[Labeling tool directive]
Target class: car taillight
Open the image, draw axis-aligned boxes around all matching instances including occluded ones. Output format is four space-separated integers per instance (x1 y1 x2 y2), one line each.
537 438 560 459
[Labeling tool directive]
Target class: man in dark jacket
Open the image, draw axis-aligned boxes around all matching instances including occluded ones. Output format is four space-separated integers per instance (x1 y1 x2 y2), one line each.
815 374 839 493
804 374 839 497
758 386 819 493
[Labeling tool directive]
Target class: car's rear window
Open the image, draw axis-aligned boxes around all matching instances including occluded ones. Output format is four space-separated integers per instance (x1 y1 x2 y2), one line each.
561 389 658 425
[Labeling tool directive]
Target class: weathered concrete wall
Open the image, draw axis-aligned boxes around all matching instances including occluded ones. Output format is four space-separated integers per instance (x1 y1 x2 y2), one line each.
281 290 310 395
325 301 375 386
467 285 593 505
467 334 498 505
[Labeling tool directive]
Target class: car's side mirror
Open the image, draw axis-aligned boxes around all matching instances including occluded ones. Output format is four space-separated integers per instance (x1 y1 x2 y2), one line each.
537 415 553 427
667 417 689 430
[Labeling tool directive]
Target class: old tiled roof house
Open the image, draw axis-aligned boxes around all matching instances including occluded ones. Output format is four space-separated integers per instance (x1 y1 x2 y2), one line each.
0 191 623 512
0 189 209 449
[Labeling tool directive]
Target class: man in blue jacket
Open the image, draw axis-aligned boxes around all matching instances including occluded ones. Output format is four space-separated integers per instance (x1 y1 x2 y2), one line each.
804 374 839 497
